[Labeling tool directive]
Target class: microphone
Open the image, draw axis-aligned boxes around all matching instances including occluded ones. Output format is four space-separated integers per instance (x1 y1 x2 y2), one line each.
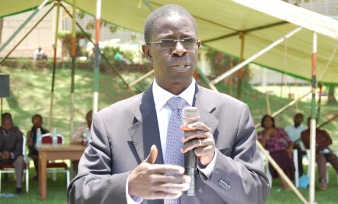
182 107 200 196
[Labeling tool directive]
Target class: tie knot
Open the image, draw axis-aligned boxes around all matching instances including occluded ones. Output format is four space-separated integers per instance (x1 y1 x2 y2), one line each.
167 97 185 110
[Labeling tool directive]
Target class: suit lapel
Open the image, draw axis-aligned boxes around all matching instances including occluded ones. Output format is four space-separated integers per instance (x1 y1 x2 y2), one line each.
129 85 164 164
194 85 219 141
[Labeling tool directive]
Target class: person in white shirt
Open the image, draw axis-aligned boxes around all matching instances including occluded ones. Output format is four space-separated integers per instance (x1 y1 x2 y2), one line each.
33 47 47 61
285 113 307 176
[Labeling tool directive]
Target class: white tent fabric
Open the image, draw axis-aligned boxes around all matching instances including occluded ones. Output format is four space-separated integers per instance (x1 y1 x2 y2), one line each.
0 0 338 84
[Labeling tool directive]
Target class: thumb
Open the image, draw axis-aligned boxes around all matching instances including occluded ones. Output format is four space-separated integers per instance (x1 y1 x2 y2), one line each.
144 145 158 164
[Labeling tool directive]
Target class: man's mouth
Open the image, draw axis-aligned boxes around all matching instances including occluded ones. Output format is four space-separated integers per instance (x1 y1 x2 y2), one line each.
170 64 191 72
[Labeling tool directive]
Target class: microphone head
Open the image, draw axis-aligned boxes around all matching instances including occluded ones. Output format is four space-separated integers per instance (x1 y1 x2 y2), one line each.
182 107 200 125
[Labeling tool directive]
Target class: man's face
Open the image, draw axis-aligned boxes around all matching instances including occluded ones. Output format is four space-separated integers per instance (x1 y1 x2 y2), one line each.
294 114 303 127
143 15 200 94
2 118 13 132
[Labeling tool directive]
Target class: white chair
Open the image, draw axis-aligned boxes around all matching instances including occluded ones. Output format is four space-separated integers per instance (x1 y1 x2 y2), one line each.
260 150 272 187
0 135 29 192
306 148 338 186
41 133 70 187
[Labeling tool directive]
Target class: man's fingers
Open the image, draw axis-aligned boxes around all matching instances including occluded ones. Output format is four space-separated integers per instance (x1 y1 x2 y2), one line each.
144 145 158 164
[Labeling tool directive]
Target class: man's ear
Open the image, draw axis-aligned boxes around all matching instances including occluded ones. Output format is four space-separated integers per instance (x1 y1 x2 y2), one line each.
142 44 152 62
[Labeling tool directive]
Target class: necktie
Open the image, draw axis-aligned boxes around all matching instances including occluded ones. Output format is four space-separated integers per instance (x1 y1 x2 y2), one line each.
165 97 185 204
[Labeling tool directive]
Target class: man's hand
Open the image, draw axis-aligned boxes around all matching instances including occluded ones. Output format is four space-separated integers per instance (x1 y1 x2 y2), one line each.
1 151 10 160
128 145 191 199
180 122 215 166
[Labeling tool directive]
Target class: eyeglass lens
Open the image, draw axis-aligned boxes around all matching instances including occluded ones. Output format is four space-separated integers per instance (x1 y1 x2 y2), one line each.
160 38 196 49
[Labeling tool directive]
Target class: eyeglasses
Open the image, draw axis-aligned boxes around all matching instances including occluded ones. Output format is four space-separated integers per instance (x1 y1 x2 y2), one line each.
146 37 200 49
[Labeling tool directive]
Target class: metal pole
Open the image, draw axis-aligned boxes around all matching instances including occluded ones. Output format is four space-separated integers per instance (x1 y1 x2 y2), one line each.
318 113 338 128
69 0 77 135
0 5 55 65
317 84 322 123
48 1 60 131
0 0 49 53
128 69 154 88
210 27 302 85
93 0 101 114
60 4 132 95
309 32 317 204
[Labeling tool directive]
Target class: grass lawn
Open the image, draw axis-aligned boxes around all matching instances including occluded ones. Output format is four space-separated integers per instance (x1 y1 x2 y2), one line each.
0 65 337 203
0 167 68 204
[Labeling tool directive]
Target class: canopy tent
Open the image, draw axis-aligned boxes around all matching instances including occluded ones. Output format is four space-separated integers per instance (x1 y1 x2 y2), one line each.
1 1 337 203
1 0 337 85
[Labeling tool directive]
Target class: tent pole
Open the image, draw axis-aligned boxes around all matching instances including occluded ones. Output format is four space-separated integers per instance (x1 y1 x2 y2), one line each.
128 70 154 88
318 113 338 128
256 141 308 203
48 1 61 131
69 0 77 135
93 0 101 114
317 84 322 123
309 32 317 204
0 5 55 65
210 27 302 86
255 90 311 129
60 4 133 95
270 90 311 118
237 32 245 99
265 92 271 115
0 0 49 53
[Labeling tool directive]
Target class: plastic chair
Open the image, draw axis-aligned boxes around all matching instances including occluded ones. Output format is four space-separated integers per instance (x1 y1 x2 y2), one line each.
259 150 272 188
306 148 338 186
0 135 29 192
41 133 70 187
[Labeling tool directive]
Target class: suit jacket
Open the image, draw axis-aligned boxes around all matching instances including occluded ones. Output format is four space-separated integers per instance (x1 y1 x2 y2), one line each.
68 84 270 204
0 126 23 162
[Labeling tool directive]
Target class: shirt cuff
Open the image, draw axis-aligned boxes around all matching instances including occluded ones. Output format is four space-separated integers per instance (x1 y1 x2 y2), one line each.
197 150 217 178
126 176 143 204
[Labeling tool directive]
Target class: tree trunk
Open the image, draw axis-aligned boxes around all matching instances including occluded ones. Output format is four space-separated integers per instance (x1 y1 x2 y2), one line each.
327 85 338 105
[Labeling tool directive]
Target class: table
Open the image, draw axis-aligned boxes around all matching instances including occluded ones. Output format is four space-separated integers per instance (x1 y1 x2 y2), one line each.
36 144 86 200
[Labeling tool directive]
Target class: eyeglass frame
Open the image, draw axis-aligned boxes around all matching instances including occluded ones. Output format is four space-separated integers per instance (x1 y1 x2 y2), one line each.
145 37 200 49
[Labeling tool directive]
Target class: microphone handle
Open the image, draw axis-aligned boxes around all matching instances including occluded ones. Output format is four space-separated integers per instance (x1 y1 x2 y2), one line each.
184 131 196 196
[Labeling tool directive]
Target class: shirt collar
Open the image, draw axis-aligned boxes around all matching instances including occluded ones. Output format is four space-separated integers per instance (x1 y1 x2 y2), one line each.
153 79 195 112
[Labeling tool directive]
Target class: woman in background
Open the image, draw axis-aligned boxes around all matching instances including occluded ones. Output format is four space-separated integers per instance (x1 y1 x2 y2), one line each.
257 114 295 190
27 114 49 180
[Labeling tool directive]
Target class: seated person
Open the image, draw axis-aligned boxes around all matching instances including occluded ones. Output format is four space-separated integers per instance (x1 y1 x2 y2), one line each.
301 117 338 191
285 113 307 176
33 47 47 61
70 110 92 174
26 114 49 180
0 117 24 195
257 114 295 190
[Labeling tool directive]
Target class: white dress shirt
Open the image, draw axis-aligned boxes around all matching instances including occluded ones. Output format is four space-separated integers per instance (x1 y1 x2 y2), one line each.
284 124 307 144
127 80 217 203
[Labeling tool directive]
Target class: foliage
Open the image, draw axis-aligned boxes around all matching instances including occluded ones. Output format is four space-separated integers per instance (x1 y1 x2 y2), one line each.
57 30 92 57
203 47 251 87
327 85 338 105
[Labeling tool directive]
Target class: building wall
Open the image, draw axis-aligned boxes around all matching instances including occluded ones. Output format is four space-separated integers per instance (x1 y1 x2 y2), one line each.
0 4 62 59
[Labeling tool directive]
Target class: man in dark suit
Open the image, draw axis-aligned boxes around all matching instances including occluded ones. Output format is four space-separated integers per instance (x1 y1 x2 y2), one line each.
0 117 24 195
68 4 270 204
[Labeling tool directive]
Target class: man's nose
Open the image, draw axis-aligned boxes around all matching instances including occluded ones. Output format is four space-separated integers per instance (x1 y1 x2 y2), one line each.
172 41 187 56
